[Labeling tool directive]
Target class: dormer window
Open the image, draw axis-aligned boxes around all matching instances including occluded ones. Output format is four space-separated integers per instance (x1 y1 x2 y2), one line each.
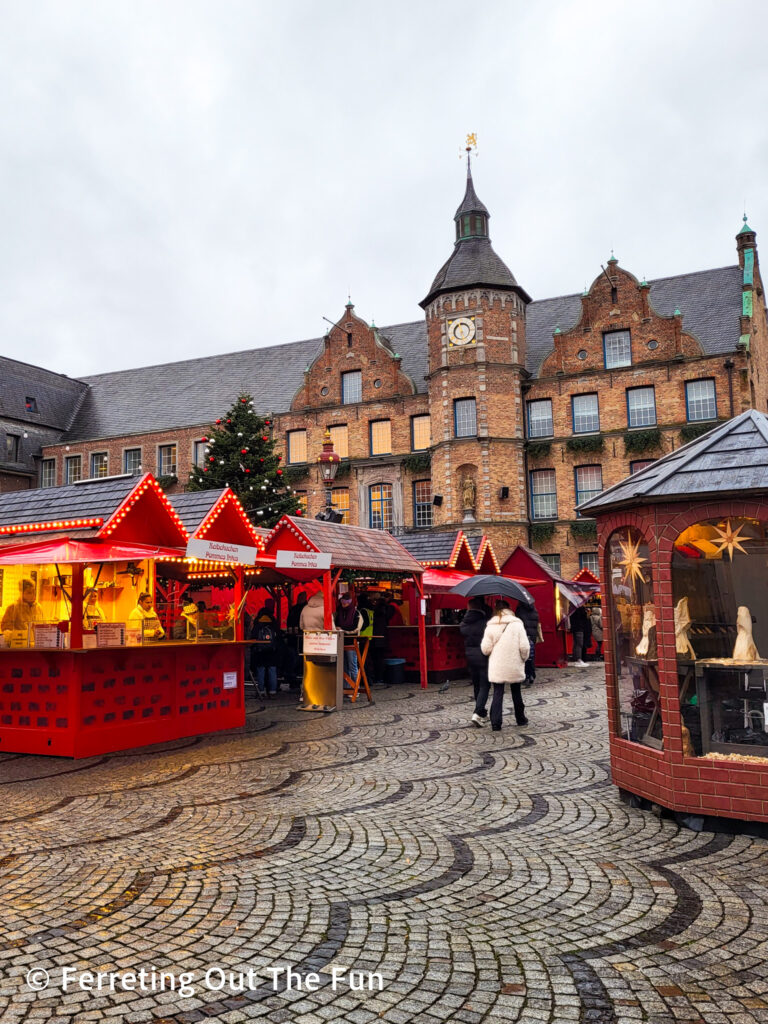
456 212 488 241
25 397 37 412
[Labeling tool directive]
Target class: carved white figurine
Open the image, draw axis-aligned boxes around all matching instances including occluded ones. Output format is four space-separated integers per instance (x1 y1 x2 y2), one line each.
635 604 657 657
732 605 760 662
674 596 696 658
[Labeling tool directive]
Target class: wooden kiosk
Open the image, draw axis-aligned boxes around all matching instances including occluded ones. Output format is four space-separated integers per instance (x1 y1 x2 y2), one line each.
579 410 768 827
0 475 255 758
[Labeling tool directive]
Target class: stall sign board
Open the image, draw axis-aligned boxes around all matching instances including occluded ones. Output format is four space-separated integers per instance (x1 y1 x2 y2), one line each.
275 550 332 571
32 624 61 649
222 671 238 690
303 631 338 656
96 622 126 648
186 539 260 565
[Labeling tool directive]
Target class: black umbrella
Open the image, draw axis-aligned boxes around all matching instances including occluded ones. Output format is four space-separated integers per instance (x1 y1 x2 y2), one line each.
449 574 535 605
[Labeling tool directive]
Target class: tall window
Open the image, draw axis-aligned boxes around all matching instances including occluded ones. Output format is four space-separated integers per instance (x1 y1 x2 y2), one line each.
530 469 557 520
193 441 207 468
65 455 82 484
287 429 307 464
123 448 142 474
603 330 632 369
40 459 55 488
369 483 393 530
413 480 433 528
527 399 553 438
579 552 600 576
411 414 431 451
157 444 177 476
572 394 600 434
370 419 392 456
685 379 717 422
575 465 603 507
630 459 656 475
5 434 20 461
331 487 350 524
90 452 108 478
454 398 477 438
627 386 656 428
328 424 349 458
25 397 38 412
541 553 561 575
341 370 362 405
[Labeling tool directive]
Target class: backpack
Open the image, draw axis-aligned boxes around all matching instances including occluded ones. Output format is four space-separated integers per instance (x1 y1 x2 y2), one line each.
255 621 276 647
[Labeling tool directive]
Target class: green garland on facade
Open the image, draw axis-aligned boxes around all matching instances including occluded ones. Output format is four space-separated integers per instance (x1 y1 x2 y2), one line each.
569 519 598 541
527 441 552 459
680 420 720 443
530 522 556 544
402 453 431 474
566 435 604 454
623 427 662 455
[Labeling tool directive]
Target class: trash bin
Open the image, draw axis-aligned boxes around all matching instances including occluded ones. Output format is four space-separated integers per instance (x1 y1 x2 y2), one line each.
384 657 406 685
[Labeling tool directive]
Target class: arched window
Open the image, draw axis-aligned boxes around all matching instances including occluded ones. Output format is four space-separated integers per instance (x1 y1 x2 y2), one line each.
607 527 660 746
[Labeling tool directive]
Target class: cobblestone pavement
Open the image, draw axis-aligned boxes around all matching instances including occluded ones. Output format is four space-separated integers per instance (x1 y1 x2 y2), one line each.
1 666 768 1024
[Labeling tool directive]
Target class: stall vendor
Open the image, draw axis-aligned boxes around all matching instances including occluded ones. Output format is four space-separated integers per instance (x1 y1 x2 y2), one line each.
172 602 199 640
128 592 165 639
1 579 44 631
83 590 106 630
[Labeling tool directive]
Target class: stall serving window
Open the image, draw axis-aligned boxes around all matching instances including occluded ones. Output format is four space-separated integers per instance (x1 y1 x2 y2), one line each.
672 517 768 760
608 527 661 747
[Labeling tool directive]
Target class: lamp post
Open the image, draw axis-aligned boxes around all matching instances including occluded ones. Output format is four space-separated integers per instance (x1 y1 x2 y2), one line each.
317 430 342 521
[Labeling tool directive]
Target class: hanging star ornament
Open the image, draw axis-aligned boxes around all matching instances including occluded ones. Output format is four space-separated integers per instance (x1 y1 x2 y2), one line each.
618 533 648 588
712 519 751 560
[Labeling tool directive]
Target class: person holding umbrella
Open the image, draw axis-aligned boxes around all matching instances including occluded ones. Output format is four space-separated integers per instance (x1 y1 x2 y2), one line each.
480 599 530 730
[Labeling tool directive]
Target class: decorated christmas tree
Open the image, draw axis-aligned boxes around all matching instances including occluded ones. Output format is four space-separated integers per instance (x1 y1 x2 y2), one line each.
188 393 303 527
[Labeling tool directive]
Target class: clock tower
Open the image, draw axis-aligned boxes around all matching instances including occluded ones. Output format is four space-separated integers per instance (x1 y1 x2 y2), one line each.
420 153 531 552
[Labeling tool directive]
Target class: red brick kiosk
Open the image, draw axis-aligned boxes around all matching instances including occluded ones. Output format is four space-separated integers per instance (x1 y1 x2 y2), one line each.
579 410 768 829
0 475 251 758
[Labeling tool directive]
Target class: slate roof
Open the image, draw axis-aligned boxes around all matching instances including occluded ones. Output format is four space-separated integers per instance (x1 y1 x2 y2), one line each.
397 531 461 564
167 490 222 534
578 409 768 514
423 237 525 305
63 320 428 442
0 475 137 528
57 266 745 444
281 517 423 574
0 356 87 430
454 170 489 218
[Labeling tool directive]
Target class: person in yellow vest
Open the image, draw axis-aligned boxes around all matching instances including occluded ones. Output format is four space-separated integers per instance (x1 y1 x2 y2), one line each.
2 578 44 632
128 592 165 640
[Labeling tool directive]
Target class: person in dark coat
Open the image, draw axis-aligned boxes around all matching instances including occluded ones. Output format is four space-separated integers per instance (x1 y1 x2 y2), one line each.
460 597 491 726
515 600 540 687
248 599 280 696
370 597 395 685
570 604 592 667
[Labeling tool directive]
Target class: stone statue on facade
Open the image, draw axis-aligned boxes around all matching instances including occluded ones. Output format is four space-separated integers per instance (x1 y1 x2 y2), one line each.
461 476 476 522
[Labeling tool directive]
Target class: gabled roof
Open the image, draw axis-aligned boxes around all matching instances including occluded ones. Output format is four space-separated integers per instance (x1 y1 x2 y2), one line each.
264 517 423 574
578 409 768 514
0 474 138 530
168 490 221 534
169 488 263 547
397 530 476 569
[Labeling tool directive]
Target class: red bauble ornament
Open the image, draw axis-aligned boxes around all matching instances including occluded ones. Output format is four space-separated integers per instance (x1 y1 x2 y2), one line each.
215 419 221 424
265 420 270 425
227 418 232 423
260 458 264 462
209 456 215 462
240 398 247 403
203 468 209 473
276 469 283 476
276 455 281 461
245 469 250 474
201 436 208 442
295 508 303 516
262 436 268 441
241 449 247 455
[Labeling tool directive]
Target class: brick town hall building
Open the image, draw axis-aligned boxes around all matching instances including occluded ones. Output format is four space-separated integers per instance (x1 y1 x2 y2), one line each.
2 167 767 578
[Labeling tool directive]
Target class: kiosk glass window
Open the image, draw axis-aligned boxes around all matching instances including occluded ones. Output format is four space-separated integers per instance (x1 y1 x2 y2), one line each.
607 527 660 747
369 483 393 531
672 516 768 758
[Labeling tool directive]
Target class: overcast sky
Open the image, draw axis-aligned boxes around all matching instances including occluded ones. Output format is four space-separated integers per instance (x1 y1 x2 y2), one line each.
1 0 766 379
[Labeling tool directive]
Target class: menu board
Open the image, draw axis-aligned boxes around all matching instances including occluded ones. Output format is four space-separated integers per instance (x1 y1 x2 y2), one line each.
96 622 126 647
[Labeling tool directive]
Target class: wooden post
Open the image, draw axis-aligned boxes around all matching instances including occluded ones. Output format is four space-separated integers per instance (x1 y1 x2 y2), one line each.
234 567 244 641
414 575 428 689
70 562 84 650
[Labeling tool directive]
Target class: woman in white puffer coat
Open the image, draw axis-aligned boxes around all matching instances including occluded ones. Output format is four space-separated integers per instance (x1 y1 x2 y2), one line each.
480 600 530 731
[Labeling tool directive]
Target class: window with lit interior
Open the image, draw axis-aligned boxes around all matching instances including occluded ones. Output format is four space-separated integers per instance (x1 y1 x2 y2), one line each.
369 483 393 530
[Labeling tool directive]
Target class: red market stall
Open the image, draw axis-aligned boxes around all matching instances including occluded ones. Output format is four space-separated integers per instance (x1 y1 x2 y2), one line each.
0 475 251 758
579 410 768 829
260 515 428 693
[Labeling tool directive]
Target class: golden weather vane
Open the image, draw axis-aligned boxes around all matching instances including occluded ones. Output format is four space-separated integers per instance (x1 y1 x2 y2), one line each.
459 133 478 160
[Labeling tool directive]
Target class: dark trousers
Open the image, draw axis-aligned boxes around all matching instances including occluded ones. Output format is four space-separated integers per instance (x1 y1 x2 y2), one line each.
489 681 526 729
524 644 536 683
467 649 489 717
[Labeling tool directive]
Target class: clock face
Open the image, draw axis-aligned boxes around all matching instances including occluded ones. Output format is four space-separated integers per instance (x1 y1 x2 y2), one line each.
447 317 476 346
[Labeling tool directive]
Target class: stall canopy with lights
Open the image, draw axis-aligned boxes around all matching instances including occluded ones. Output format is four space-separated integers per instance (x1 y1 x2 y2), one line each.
579 409 768 828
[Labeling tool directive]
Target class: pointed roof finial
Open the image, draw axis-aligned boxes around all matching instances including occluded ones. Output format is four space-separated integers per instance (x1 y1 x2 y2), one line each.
738 212 755 235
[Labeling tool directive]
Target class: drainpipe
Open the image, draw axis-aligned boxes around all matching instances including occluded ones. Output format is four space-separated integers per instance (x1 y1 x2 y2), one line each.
724 359 735 418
